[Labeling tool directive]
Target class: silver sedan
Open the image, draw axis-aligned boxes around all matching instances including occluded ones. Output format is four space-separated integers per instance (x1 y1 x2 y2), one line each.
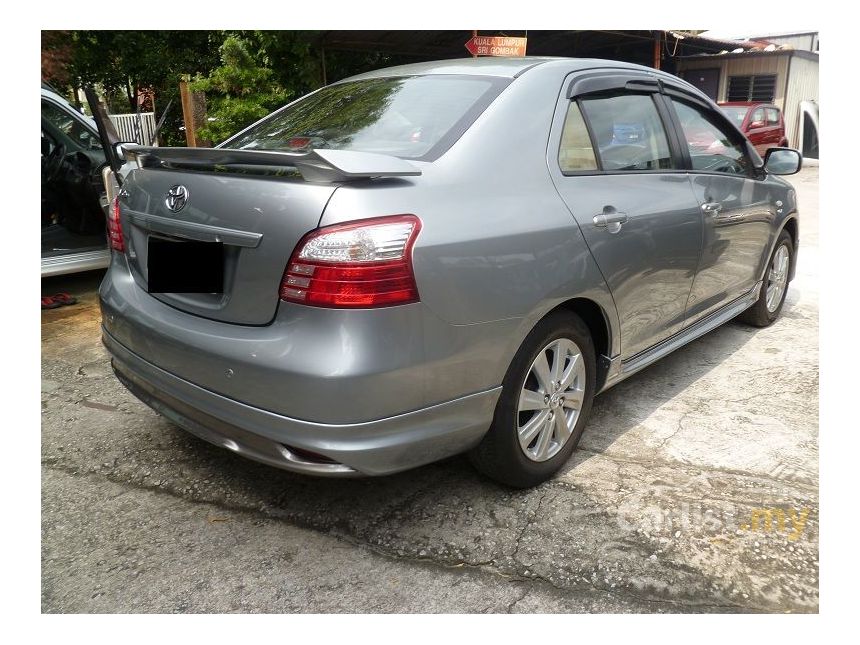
97 57 802 487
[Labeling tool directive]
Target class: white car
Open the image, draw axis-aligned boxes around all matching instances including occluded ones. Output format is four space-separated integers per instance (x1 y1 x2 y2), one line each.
41 82 111 276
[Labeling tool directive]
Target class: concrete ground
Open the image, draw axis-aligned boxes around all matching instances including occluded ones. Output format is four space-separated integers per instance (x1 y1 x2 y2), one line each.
41 168 819 613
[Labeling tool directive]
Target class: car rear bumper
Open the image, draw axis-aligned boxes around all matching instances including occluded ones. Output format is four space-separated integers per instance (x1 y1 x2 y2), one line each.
104 328 499 476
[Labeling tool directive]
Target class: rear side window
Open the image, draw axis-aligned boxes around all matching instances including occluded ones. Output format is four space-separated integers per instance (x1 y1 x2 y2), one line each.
579 94 674 171
766 108 780 125
558 102 598 172
223 75 507 161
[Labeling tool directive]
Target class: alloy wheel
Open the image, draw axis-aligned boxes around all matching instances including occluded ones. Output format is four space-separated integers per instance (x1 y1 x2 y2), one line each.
517 337 587 462
766 244 790 313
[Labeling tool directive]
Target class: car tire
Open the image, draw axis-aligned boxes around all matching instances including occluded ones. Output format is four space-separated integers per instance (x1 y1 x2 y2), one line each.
738 229 794 327
469 311 597 488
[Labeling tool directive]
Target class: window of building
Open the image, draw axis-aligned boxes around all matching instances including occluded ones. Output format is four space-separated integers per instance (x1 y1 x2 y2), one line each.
726 74 777 102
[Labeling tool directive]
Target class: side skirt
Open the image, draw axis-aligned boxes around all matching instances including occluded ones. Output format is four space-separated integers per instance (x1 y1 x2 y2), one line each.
41 249 110 277
597 282 761 394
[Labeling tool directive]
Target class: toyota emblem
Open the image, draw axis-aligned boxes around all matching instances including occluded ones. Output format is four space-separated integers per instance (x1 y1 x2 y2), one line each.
165 185 189 212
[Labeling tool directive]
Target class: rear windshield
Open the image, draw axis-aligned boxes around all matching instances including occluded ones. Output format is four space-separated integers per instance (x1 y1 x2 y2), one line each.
222 75 508 161
720 106 749 127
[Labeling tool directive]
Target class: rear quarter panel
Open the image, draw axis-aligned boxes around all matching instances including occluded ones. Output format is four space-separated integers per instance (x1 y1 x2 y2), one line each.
319 62 619 395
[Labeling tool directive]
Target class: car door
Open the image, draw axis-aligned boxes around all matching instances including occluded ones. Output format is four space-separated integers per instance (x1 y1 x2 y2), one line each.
41 97 109 263
549 76 703 359
664 95 776 326
765 107 783 148
745 106 767 155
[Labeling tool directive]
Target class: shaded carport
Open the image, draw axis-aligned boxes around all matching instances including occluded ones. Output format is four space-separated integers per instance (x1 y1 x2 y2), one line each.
310 30 750 83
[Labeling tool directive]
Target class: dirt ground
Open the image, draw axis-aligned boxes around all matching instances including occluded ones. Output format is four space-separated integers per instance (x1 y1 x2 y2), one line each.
41 168 819 613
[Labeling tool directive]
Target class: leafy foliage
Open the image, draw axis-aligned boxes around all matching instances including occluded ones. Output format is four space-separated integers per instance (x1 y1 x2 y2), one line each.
41 30 422 146
42 30 223 145
190 36 292 144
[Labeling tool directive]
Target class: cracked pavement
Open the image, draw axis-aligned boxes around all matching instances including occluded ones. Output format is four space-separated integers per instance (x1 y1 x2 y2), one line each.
41 168 819 613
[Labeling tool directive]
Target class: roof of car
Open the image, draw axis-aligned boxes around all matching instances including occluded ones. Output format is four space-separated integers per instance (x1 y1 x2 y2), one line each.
341 56 671 82
343 57 560 81
341 57 707 97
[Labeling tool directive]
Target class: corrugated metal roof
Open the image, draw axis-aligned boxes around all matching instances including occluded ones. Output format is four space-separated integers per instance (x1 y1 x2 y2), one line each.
665 30 789 53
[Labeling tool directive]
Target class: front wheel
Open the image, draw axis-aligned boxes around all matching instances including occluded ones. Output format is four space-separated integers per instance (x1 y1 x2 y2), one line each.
738 229 794 327
469 311 596 488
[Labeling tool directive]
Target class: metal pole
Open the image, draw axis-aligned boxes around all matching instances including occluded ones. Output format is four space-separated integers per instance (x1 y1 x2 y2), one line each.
653 32 661 70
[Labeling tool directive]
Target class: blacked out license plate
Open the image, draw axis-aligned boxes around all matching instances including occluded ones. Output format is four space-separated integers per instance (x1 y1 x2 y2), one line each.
147 237 224 294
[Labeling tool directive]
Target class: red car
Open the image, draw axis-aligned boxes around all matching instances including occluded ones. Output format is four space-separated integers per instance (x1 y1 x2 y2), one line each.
719 102 789 155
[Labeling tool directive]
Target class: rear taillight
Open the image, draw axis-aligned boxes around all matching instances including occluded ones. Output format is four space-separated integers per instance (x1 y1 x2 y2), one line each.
108 196 125 252
280 215 421 308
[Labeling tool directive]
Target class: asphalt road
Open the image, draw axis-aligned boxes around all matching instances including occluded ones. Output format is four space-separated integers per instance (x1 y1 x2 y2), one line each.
41 167 819 613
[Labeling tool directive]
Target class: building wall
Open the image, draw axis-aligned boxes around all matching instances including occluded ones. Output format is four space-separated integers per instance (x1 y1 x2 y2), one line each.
676 52 820 147
782 55 820 147
676 54 790 111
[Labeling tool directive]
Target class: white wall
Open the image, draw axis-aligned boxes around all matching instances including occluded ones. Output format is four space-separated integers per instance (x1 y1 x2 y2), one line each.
783 56 820 147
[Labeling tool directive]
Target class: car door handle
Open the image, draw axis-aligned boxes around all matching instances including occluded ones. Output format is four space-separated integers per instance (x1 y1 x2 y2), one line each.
593 210 629 228
701 201 723 214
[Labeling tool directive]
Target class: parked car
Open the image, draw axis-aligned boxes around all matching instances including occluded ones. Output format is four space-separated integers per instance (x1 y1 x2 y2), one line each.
94 58 802 488
719 101 789 155
41 82 111 276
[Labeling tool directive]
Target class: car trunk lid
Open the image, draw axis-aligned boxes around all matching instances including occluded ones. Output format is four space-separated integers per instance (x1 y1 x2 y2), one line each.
115 146 420 326
119 167 336 325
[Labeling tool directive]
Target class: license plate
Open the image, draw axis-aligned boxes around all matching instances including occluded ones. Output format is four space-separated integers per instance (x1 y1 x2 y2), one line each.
147 237 224 294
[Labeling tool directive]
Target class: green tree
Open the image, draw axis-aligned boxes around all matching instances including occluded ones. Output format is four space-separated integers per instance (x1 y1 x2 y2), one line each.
190 35 292 144
42 30 425 147
42 30 223 145
190 32 422 145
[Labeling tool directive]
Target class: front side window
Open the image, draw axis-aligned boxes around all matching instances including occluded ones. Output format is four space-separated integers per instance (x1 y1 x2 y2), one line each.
223 75 506 161
558 102 598 172
578 94 674 171
41 100 102 152
750 108 765 125
766 108 780 125
671 99 752 175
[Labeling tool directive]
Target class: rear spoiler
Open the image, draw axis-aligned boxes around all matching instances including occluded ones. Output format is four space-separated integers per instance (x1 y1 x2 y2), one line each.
121 145 422 183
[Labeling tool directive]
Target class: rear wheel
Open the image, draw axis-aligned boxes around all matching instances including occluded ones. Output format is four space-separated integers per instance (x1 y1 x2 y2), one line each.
738 229 793 327
470 311 596 488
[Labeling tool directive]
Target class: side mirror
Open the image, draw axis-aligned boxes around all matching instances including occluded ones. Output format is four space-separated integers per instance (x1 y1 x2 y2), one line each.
748 120 765 130
764 147 802 175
